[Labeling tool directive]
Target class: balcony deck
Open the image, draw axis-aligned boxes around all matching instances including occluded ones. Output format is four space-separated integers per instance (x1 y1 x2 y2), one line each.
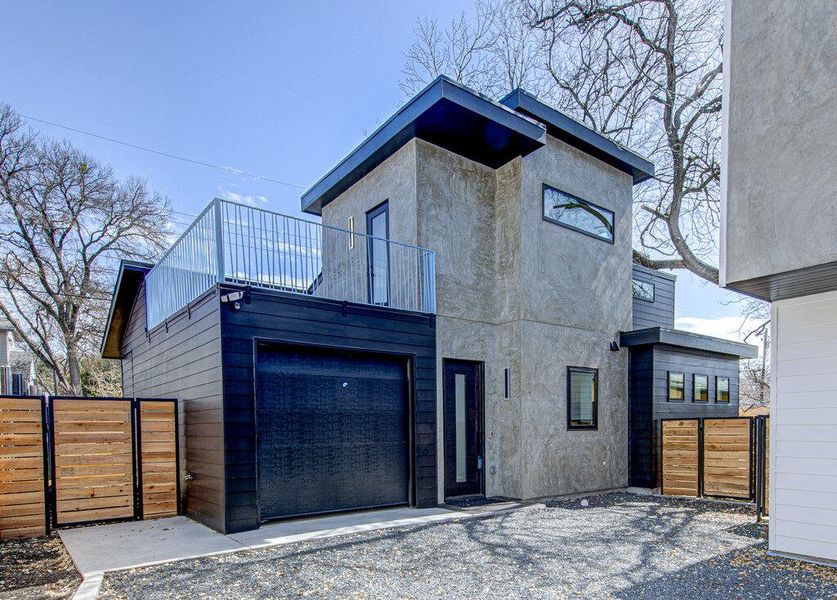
145 199 436 330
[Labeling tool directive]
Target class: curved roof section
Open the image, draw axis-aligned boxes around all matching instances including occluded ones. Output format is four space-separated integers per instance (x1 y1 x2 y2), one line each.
301 76 547 215
500 89 655 184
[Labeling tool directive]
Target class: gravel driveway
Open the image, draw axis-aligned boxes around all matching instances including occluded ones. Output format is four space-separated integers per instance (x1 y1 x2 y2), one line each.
100 494 837 599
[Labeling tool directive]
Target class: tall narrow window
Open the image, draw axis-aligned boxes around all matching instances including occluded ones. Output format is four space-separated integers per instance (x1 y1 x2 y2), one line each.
716 376 730 403
693 374 709 402
366 201 389 305
668 372 684 402
567 367 598 430
543 184 614 243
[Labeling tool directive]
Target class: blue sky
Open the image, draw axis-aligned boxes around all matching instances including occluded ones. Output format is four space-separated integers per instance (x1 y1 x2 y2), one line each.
4 1 754 342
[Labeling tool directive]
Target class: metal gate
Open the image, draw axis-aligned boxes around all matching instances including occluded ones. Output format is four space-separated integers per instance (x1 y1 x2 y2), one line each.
0 395 179 539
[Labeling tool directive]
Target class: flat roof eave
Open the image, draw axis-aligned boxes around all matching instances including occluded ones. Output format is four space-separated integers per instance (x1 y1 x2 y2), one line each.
500 89 655 184
619 326 759 359
301 76 547 215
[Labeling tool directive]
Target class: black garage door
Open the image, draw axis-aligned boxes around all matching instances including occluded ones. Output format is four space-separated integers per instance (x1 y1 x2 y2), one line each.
256 344 410 520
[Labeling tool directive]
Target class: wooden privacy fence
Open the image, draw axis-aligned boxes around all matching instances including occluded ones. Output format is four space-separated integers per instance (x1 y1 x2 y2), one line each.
661 416 770 512
0 395 179 539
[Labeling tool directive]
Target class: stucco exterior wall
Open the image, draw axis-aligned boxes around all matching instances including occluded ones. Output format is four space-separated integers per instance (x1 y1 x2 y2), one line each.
722 0 837 286
321 133 634 502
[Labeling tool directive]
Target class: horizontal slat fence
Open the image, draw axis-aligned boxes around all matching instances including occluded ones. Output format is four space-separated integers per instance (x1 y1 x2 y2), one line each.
139 402 178 518
0 397 47 539
661 419 699 496
703 418 751 499
52 399 135 526
662 417 765 504
0 395 178 539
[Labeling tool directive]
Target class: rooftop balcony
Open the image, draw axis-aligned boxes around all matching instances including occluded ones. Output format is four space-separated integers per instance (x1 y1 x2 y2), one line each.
145 198 436 330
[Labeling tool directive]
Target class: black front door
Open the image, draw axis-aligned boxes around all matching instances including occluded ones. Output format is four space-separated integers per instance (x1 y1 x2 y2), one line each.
443 360 484 498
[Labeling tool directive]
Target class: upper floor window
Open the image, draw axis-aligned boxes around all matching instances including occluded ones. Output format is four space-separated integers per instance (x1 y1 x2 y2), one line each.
567 367 598 430
543 184 614 243
667 372 684 402
632 279 655 302
366 201 390 305
693 374 709 402
716 376 730 403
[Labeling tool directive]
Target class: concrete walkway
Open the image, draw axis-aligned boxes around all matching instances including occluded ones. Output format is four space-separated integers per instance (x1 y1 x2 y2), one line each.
60 506 462 599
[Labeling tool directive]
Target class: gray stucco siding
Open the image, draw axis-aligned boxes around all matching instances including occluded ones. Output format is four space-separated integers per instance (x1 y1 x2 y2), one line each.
518 135 633 334
518 320 629 498
723 0 837 287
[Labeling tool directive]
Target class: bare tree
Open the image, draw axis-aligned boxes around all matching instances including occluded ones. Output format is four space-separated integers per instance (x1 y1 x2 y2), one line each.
737 297 770 411
0 104 170 394
403 0 724 283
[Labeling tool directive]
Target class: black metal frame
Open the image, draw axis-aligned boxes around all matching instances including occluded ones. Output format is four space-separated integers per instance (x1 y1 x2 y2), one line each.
566 366 599 430
754 415 769 521
666 371 685 402
542 183 616 244
715 375 730 403
693 374 709 403
365 200 391 306
631 279 656 303
35 395 179 531
660 416 756 501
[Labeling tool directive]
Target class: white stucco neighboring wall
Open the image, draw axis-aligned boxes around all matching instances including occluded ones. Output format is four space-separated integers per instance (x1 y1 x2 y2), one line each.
770 290 837 565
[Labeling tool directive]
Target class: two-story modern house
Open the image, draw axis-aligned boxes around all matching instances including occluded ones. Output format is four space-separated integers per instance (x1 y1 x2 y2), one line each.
102 76 754 534
721 0 837 565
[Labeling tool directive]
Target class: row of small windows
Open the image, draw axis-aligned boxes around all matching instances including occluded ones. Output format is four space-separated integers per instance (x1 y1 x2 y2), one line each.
667 372 730 403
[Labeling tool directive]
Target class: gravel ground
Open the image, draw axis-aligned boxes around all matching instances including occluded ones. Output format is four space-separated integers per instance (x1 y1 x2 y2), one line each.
0 535 81 600
100 493 837 599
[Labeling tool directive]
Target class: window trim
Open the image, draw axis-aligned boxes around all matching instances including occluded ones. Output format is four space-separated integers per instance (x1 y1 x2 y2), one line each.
667 371 685 402
693 374 709 403
365 200 390 306
566 366 598 430
542 183 615 244
632 279 656 302
716 376 730 403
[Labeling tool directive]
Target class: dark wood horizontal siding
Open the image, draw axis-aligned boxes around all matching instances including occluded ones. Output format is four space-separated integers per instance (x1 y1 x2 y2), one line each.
632 265 675 330
120 284 225 532
219 287 437 533
628 342 741 489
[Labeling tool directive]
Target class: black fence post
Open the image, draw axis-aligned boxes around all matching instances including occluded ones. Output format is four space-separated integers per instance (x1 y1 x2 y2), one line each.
697 418 705 498
47 396 58 529
131 398 144 520
39 394 52 536
173 398 181 516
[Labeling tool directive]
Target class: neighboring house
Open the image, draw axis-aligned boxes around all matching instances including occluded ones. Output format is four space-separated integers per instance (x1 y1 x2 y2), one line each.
621 265 756 489
0 320 37 396
721 1 837 564
102 77 754 534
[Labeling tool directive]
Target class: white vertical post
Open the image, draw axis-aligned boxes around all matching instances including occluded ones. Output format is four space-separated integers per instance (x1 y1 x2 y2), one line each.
213 198 225 283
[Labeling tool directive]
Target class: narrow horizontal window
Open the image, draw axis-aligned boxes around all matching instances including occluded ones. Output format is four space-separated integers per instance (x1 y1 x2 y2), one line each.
716 376 730 403
567 367 598 429
632 279 655 302
543 184 614 243
668 372 684 402
693 374 709 402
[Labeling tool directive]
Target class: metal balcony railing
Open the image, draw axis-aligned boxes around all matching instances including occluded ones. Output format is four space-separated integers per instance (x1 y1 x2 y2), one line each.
145 198 436 330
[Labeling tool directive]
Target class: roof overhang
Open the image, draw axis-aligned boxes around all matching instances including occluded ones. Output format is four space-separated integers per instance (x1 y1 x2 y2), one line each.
101 260 153 359
301 76 547 215
500 89 655 184
619 327 758 358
